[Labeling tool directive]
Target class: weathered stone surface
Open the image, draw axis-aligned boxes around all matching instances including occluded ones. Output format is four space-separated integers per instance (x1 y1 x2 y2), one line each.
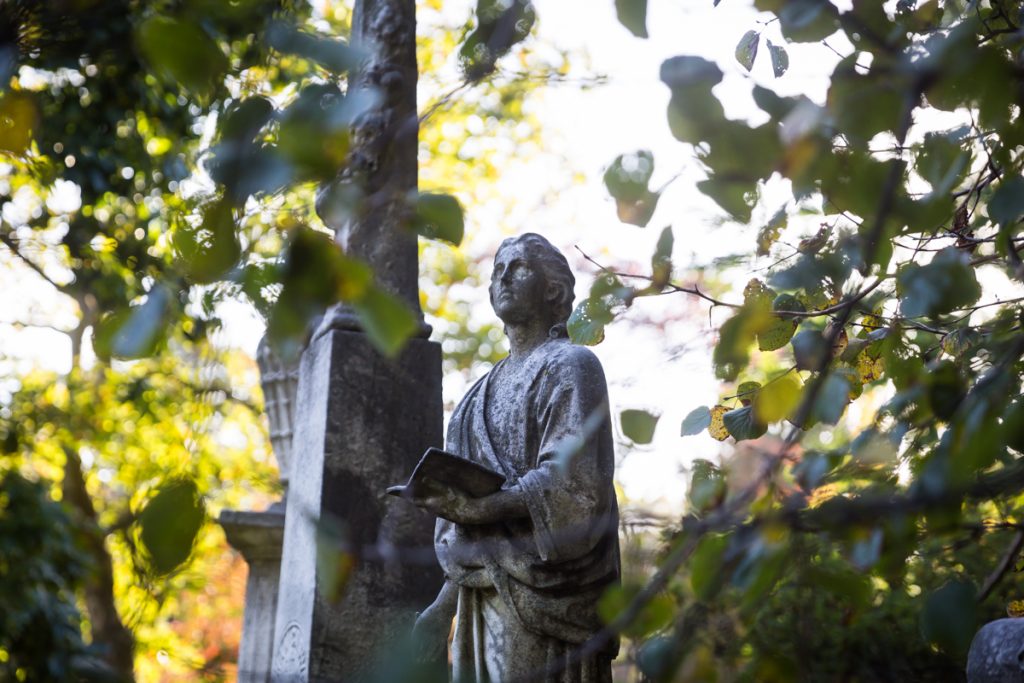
967 618 1024 682
271 329 443 682
221 508 286 683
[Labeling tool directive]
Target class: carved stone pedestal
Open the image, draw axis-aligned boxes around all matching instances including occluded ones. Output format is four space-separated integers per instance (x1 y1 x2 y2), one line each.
967 618 1024 682
270 328 443 682
221 507 286 683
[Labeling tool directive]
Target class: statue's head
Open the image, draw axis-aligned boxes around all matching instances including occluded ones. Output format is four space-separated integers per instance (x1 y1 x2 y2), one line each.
490 233 575 338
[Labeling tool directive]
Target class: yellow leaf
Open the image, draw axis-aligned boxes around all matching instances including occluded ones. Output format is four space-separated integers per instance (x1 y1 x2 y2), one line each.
1008 600 1024 618
708 405 730 441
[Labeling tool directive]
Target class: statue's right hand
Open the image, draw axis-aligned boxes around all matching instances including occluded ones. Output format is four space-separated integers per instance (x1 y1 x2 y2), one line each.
412 603 450 663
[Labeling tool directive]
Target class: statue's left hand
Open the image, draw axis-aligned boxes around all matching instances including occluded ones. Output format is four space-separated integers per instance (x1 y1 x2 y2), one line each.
409 479 480 525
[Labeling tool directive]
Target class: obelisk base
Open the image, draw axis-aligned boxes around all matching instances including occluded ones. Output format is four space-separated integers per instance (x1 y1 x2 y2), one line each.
271 329 443 682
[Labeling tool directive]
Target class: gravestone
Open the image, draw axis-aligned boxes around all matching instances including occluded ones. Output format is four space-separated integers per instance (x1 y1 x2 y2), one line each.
270 0 444 680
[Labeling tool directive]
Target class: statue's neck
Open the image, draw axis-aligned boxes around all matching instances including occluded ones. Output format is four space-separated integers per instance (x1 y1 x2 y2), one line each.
505 321 550 358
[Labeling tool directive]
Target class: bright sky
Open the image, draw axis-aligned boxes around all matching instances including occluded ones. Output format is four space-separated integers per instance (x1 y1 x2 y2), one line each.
0 0 865 512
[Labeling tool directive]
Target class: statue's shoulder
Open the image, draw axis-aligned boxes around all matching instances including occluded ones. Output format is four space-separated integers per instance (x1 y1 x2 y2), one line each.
540 338 605 376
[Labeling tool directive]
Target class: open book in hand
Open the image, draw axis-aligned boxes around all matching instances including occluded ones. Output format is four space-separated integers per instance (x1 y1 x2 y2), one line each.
386 447 505 499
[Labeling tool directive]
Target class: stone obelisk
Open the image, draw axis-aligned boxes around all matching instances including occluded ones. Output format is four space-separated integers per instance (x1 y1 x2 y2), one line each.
270 1 444 680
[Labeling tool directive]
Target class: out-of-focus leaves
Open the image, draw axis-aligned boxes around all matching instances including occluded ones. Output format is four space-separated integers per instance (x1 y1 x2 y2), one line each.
767 40 789 77
138 479 205 574
753 372 802 424
604 150 659 227
136 15 228 96
413 192 465 246
95 286 174 360
735 30 759 72
988 175 1024 227
812 372 852 425
173 198 241 284
459 0 536 80
916 129 970 196
690 533 729 599
792 329 827 371
660 56 724 145
776 0 839 42
621 409 659 444
697 176 754 223
689 459 726 513
920 580 977 658
266 21 362 72
352 287 418 358
598 585 674 638
316 516 356 603
0 91 37 155
615 0 648 38
897 247 981 318
757 206 787 256
926 361 965 421
681 406 712 436
723 405 767 441
267 228 372 346
736 381 761 406
651 225 674 288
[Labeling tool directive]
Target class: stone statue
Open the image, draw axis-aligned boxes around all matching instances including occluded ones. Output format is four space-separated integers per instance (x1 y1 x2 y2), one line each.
405 233 621 682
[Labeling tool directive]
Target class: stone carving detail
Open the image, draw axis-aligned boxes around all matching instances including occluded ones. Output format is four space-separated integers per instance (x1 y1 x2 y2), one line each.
256 337 300 490
404 234 621 682
272 622 308 677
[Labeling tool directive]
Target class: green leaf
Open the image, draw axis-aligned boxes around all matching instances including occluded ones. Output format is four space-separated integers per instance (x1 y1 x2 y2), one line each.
916 130 970 196
604 150 659 227
767 40 789 77
681 406 712 436
812 372 851 426
988 175 1024 227
413 192 465 245
101 286 172 360
735 30 760 72
723 405 767 441
791 329 826 371
139 479 205 574
352 287 418 358
753 373 802 424
266 22 362 73
689 459 726 512
920 580 977 658
173 198 240 283
690 533 729 600
621 409 659 444
897 247 981 318
137 15 228 96
615 0 648 38
598 585 674 638
651 226 674 287
219 97 275 142
459 0 537 80
757 206 787 256
660 56 725 145
777 0 839 42
697 177 754 223
568 297 613 346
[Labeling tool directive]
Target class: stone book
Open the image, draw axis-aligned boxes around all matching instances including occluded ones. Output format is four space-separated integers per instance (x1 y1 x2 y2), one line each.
386 447 505 499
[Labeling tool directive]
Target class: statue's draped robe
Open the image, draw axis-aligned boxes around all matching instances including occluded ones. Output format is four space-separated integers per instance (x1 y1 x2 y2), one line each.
436 338 620 683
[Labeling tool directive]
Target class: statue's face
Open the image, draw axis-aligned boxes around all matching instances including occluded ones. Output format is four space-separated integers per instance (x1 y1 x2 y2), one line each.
489 242 549 325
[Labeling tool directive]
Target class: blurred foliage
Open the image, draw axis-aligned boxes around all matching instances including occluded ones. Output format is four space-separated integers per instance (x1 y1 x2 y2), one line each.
574 0 1024 679
0 0 567 678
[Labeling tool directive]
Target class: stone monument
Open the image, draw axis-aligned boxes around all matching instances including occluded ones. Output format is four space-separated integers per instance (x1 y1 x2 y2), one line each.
270 0 444 681
400 234 621 682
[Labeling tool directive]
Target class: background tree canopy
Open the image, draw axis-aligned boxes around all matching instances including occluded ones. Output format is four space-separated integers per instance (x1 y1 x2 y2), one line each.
2 0 1024 680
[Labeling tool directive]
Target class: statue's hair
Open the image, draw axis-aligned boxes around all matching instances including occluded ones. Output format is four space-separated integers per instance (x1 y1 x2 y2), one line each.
495 232 575 339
